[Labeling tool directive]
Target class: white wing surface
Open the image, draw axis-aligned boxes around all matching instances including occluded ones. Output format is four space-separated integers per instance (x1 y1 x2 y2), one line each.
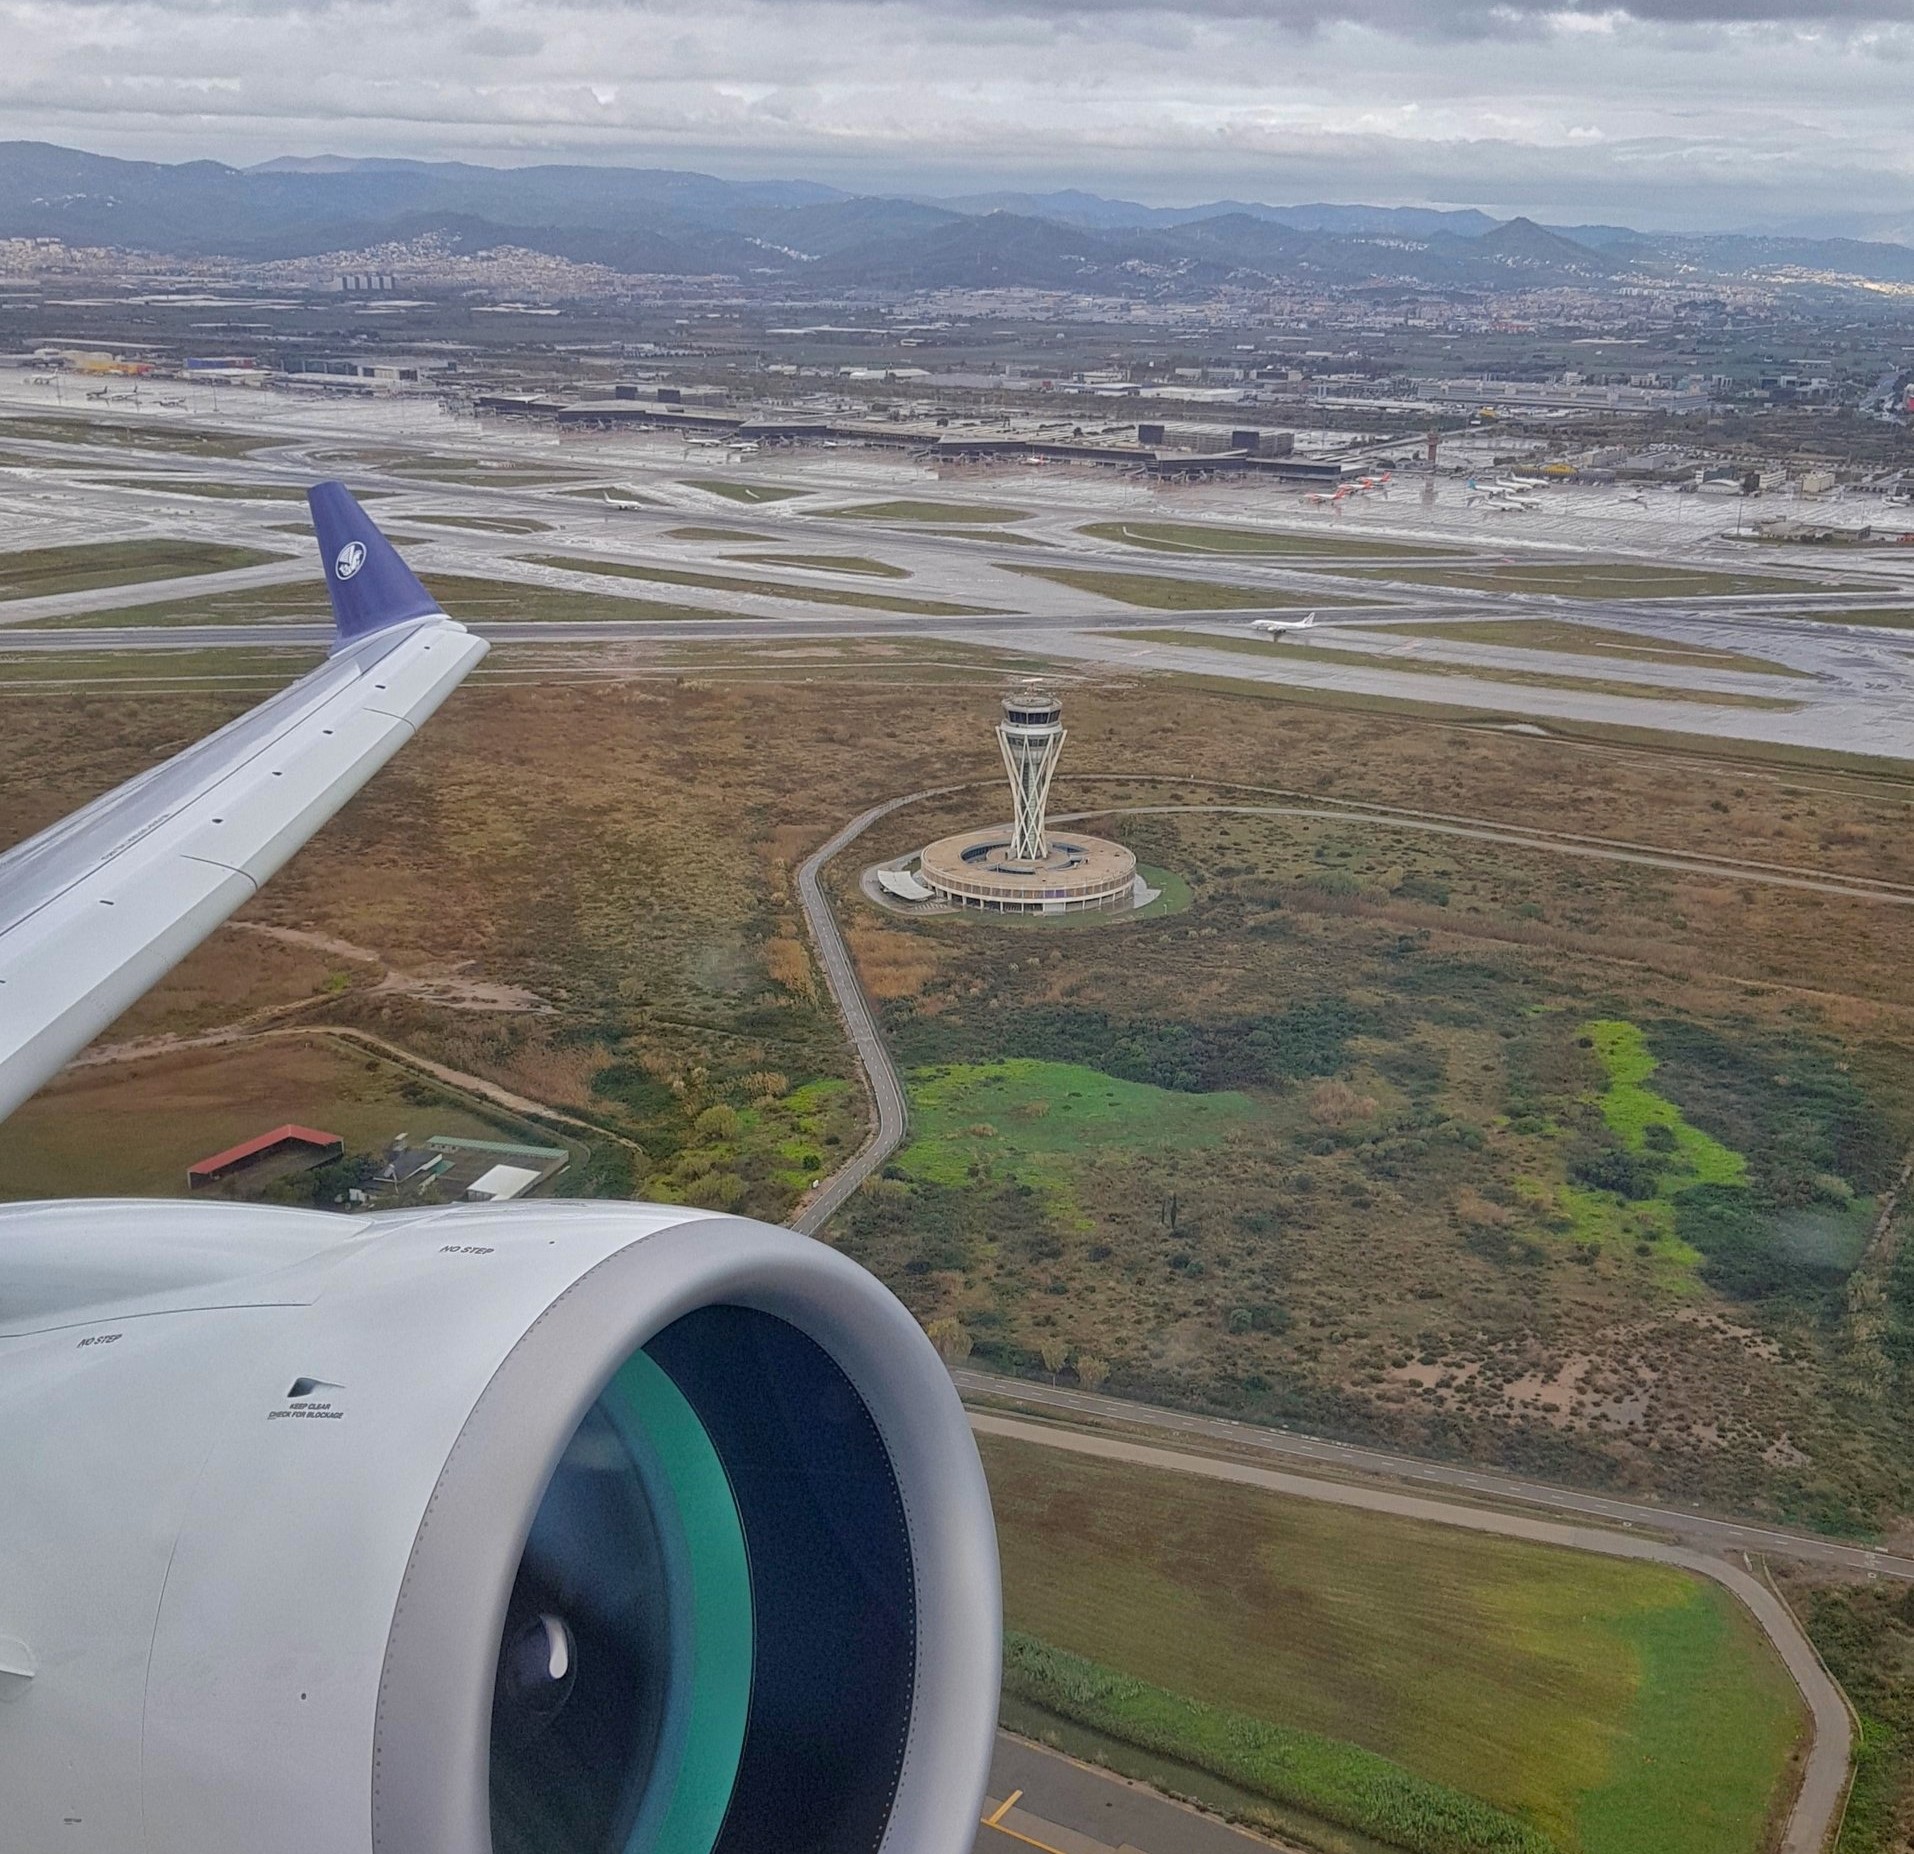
0 484 488 1122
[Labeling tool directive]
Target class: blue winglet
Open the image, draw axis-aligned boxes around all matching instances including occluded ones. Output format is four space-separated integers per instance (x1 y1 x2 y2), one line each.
308 481 442 642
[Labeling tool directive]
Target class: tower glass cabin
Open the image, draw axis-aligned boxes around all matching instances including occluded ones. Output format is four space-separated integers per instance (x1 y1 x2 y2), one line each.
997 691 1065 865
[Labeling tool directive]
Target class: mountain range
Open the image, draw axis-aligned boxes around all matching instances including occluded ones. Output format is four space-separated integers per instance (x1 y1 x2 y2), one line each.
6 142 1914 295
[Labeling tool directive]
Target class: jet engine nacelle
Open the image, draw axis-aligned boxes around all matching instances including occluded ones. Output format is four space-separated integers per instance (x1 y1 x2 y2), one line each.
0 1199 1000 1854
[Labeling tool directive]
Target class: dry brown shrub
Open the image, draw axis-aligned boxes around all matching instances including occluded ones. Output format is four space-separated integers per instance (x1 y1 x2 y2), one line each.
1308 1078 1378 1128
845 925 944 1001
764 937 816 1000
743 1069 790 1101
1454 1185 1516 1230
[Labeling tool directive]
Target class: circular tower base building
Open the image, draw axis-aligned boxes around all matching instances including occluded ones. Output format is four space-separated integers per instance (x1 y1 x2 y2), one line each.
917 827 1137 916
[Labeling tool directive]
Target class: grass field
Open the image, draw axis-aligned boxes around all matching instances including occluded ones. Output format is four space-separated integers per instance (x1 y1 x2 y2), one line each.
983 1434 1804 1854
727 552 909 578
0 1035 538 1199
0 539 286 602
1006 1634 1547 1854
665 526 770 542
520 554 996 616
1362 619 1805 677
82 477 317 502
0 413 268 457
828 499 1030 523
1111 631 1805 710
32 570 738 628
898 1058 1258 1193
681 479 810 503
918 527 1050 546
556 484 657 503
1781 608 1914 629
406 513 554 534
1011 565 1324 611
1082 520 1470 560
1323 562 1826 599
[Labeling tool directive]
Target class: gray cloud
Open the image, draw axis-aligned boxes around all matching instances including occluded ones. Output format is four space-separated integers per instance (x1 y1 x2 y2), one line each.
2 0 1912 229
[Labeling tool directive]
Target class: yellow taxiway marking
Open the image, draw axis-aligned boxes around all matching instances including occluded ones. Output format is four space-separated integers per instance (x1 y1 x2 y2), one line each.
983 1791 1024 1828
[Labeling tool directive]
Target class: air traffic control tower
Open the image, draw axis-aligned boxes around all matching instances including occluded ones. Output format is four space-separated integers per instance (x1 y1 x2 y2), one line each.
915 689 1138 915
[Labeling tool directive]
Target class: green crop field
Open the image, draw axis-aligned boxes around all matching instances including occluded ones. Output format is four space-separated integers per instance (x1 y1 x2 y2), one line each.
1082 520 1470 559
983 1435 1804 1854
827 499 1030 523
0 539 287 602
681 479 810 503
727 552 909 578
520 554 994 616
1010 565 1325 611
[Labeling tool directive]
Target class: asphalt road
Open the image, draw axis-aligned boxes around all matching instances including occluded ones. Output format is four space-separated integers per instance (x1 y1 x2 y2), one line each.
972 1411 1853 1854
958 1371 1914 1581
978 1735 1302 1854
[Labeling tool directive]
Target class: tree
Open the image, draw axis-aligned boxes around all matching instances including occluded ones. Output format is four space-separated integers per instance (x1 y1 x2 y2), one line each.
1039 1338 1070 1383
1075 1353 1109 1392
924 1318 973 1370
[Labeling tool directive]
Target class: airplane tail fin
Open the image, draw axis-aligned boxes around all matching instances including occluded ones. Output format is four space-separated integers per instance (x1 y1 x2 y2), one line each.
308 481 442 644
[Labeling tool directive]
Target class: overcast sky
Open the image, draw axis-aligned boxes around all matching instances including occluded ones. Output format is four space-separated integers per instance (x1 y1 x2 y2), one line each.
4 0 1914 230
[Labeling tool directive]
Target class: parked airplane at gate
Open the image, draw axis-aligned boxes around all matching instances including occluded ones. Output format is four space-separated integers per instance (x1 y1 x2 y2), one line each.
0 487 1000 1854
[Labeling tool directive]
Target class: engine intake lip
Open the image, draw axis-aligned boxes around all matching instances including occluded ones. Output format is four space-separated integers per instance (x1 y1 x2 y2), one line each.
370 1212 1000 1854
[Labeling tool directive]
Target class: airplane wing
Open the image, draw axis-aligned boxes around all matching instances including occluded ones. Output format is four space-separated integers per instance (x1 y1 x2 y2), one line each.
0 484 488 1122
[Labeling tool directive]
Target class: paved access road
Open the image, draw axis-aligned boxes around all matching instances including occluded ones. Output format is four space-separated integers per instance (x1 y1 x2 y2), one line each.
972 1411 1853 1854
976 1736 1304 1854
958 1371 1914 1581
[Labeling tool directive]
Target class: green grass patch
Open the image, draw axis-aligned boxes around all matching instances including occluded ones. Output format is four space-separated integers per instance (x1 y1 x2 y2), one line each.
1779 608 1914 629
1571 1590 1809 1854
826 499 1029 523
0 539 287 602
984 1434 1805 1854
1360 619 1808 678
898 1058 1257 1191
405 513 554 534
1110 631 1804 711
556 484 657 503
917 527 1050 546
727 552 909 578
0 414 269 457
665 526 772 542
1082 520 1470 559
520 554 996 617
1012 566 1324 611
82 477 319 502
32 571 731 629
1584 1020 1746 1187
681 479 810 503
1323 562 1828 599
1005 1633 1551 1854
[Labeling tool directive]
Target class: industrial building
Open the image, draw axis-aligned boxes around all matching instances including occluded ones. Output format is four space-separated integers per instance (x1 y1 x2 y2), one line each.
908 691 1139 916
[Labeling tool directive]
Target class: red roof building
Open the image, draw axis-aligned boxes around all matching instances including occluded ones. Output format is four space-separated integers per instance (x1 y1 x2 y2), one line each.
187 1124 345 1188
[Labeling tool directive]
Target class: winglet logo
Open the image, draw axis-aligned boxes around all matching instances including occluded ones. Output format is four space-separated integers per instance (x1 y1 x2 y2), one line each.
333 541 368 582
